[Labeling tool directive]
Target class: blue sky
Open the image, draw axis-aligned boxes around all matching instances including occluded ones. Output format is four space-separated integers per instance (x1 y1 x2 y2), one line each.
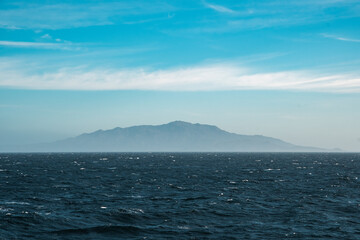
0 0 360 150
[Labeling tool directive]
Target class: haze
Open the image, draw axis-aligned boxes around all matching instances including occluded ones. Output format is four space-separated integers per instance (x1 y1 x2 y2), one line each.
0 0 359 151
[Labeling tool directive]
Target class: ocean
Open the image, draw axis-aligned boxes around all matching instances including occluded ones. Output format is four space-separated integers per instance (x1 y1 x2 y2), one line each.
0 153 359 239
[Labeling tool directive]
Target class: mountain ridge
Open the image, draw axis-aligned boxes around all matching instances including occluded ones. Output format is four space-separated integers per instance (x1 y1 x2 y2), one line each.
0 121 331 152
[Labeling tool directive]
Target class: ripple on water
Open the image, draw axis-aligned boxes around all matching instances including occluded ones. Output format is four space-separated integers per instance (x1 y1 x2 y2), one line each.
1 152 360 239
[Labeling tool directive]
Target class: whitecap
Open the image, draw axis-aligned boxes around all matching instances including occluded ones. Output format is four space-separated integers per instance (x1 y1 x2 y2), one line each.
178 226 190 230
131 195 143 199
0 207 13 212
4 201 30 205
127 208 144 214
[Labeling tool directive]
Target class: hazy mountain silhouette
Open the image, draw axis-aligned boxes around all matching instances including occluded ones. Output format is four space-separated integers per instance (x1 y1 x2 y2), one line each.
4 121 327 152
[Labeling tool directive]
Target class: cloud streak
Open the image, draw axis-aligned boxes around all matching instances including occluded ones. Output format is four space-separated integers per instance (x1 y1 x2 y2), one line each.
187 0 360 33
0 1 174 30
0 0 358 32
322 33 360 42
0 41 79 50
0 61 359 92
204 2 236 14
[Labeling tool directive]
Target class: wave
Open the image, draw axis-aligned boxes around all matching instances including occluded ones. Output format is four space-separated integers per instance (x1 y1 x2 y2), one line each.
49 225 144 235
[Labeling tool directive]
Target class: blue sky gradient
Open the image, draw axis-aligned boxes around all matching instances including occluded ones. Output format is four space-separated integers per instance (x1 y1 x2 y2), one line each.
0 0 360 150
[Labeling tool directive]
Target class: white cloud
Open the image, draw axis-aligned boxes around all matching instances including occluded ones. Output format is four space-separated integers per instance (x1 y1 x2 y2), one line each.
0 60 359 92
0 24 22 30
322 33 360 42
184 0 360 33
204 3 236 14
40 34 52 39
0 41 79 50
123 14 175 25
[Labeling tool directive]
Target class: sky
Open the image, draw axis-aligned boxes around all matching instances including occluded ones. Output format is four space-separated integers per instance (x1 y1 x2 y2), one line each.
0 0 360 151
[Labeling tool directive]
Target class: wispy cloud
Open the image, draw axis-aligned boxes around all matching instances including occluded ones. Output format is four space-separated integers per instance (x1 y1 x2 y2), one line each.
0 60 359 92
286 0 360 6
0 24 22 30
0 1 174 30
0 41 79 50
204 2 236 14
40 34 52 39
322 33 360 42
182 17 314 34
184 0 360 33
123 14 175 25
1 0 358 32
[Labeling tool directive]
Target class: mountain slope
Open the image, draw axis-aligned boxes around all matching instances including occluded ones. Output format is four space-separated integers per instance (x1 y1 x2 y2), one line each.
32 121 323 152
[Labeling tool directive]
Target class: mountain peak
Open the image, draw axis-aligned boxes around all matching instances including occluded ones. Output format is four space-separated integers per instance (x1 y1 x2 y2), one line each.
165 120 218 128
166 120 193 126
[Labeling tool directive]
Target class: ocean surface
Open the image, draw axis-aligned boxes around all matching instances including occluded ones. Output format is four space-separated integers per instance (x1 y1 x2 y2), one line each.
0 153 360 239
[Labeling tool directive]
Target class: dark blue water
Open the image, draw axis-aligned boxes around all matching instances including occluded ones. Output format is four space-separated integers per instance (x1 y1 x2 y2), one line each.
1 153 360 239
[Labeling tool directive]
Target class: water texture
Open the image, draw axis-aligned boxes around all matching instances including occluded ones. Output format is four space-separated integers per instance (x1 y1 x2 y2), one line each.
0 153 359 239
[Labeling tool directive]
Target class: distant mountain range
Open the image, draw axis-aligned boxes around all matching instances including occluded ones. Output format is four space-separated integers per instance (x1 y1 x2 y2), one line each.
1 121 331 152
